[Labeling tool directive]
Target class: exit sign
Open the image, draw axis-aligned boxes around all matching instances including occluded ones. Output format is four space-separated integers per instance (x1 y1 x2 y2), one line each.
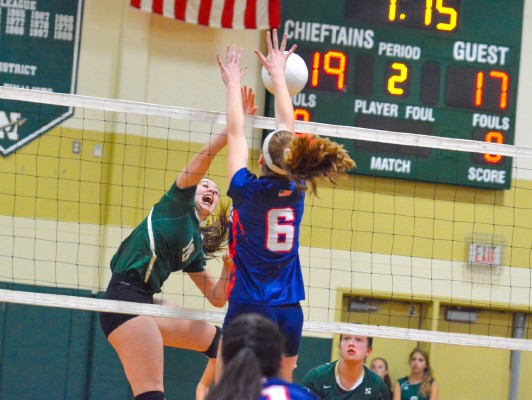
468 243 503 267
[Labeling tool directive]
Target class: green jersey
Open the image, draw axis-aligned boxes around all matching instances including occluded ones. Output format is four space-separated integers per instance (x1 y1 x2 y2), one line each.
301 362 390 400
110 183 206 292
397 377 434 400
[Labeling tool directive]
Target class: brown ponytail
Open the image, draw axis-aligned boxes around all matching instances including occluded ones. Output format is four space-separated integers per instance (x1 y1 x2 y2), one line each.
263 130 356 195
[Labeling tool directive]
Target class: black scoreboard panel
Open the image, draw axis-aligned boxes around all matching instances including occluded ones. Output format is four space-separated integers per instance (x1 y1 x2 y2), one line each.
264 0 524 189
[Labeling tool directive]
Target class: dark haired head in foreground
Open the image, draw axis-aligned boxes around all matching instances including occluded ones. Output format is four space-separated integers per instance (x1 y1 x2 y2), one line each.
206 314 318 400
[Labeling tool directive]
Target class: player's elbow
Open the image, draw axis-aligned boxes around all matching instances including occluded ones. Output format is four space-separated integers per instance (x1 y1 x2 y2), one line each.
208 296 227 308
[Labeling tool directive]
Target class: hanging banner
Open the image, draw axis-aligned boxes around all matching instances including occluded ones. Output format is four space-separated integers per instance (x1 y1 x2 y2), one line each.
0 0 84 156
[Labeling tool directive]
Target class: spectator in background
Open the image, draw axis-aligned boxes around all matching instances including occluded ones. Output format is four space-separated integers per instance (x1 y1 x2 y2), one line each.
370 357 393 396
393 348 439 400
301 334 390 399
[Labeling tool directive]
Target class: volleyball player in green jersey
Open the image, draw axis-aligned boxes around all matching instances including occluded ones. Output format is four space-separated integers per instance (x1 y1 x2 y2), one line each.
393 348 439 400
301 334 390 400
99 87 258 400
370 358 393 396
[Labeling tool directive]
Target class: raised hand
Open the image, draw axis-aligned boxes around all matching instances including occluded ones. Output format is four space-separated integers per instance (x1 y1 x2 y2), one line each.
217 44 246 88
241 86 258 116
255 29 297 76
255 30 296 132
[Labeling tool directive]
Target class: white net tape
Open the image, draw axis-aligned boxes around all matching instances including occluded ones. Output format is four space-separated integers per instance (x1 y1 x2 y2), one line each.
1 86 529 157
1 288 530 351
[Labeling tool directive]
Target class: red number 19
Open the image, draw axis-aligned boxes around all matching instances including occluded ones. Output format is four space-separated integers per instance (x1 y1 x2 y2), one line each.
311 51 347 90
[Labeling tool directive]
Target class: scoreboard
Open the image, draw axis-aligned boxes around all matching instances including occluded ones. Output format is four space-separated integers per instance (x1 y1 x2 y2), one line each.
264 0 524 189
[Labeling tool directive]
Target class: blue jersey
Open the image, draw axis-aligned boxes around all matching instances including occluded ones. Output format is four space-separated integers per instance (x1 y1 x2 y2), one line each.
227 168 306 305
262 378 319 400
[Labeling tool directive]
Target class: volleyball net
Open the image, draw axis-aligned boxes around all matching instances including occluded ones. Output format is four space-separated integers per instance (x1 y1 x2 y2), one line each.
0 87 531 352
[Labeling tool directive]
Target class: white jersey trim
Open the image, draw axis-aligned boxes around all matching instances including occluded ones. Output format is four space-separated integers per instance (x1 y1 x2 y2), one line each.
144 207 157 283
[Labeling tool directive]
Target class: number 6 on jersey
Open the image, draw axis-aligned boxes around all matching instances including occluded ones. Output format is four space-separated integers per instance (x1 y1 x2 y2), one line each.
266 208 295 252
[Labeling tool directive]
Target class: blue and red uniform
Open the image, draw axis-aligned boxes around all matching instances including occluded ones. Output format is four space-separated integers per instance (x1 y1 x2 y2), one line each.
261 378 319 400
224 167 306 356
227 168 305 305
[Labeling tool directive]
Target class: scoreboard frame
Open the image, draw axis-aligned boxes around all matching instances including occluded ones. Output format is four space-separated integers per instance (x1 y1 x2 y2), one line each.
264 0 524 189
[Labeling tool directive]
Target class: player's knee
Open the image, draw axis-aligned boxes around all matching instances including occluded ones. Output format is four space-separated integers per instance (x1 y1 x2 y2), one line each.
202 325 222 359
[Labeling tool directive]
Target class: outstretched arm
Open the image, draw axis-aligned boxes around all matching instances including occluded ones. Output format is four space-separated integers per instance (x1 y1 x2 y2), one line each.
217 45 248 180
255 29 296 133
188 253 233 307
176 127 227 189
177 54 249 190
176 82 257 189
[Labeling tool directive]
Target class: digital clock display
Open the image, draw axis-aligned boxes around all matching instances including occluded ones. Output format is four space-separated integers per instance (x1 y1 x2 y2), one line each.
264 0 524 189
345 0 462 32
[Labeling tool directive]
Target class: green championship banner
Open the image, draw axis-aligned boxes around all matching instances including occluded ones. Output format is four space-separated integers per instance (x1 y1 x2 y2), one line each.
0 0 83 156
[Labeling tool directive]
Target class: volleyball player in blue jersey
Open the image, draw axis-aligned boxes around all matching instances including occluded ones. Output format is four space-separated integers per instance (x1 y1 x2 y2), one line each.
216 30 355 381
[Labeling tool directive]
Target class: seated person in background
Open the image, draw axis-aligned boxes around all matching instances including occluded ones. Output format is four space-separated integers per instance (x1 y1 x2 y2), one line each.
301 334 390 400
370 357 393 396
206 313 318 400
393 348 439 400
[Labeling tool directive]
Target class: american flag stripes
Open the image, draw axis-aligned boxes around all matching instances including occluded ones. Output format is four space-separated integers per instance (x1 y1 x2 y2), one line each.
130 0 281 29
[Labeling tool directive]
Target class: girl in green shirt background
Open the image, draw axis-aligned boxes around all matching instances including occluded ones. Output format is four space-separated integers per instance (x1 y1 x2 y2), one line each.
394 348 439 400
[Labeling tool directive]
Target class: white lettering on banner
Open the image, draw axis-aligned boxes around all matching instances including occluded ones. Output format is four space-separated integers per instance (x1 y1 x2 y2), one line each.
467 167 506 184
354 99 399 117
370 157 411 174
0 0 37 10
453 41 509 65
0 62 37 76
3 83 53 91
0 111 24 141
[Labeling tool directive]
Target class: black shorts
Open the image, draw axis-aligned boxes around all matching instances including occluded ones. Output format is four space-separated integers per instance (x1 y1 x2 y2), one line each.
99 271 155 337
